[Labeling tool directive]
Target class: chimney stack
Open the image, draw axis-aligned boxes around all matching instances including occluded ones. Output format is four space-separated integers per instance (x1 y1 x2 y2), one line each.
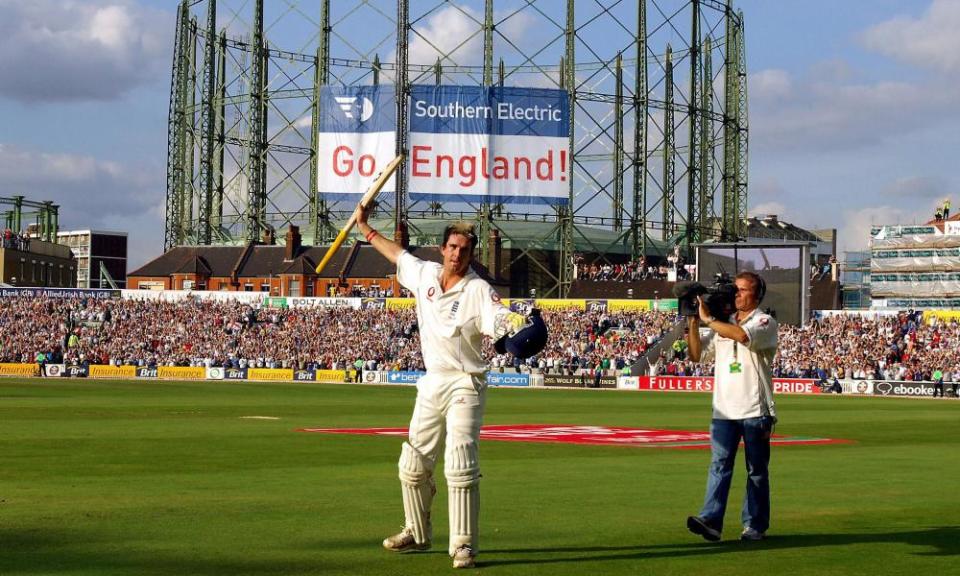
285 225 301 260
488 228 502 280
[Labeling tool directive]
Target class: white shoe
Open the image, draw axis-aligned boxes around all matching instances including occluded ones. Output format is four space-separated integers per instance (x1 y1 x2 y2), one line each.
452 545 476 569
382 527 431 552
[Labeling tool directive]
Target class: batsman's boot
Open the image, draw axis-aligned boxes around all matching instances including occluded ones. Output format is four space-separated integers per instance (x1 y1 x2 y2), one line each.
382 526 431 553
452 545 476 569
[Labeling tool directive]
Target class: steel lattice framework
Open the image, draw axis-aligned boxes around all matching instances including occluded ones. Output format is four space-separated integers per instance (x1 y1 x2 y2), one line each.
165 0 748 297
1 196 60 242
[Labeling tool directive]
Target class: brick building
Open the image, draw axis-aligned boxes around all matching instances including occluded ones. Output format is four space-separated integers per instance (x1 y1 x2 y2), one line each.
128 226 503 296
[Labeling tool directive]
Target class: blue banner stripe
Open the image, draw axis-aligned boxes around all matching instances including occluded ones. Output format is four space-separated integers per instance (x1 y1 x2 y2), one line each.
409 85 569 137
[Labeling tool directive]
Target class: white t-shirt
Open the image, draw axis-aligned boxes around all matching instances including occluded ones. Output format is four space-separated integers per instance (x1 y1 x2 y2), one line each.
397 251 513 375
701 308 779 420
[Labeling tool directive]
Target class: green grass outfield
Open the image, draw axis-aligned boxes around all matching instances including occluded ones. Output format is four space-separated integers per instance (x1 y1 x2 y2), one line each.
1 379 957 575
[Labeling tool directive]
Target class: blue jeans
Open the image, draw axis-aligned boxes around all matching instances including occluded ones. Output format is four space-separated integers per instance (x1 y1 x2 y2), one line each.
698 417 773 533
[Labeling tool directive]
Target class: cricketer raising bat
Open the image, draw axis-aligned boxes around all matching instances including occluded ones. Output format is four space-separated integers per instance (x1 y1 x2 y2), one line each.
313 154 404 275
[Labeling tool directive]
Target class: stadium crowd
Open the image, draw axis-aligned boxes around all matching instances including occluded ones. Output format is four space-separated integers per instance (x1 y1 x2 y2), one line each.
2 295 958 383
574 256 693 282
0 295 674 375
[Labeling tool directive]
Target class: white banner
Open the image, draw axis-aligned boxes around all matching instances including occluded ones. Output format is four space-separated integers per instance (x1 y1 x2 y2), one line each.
286 297 361 309
318 132 398 198
840 379 874 395
361 370 388 384
408 133 568 203
206 367 225 380
44 364 66 377
617 376 640 390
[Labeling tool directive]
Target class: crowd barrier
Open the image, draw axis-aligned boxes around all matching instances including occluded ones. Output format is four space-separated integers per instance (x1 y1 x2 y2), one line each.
7 363 960 398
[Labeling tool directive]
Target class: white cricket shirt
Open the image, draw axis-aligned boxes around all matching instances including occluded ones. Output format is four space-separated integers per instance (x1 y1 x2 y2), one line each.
701 308 779 420
397 251 512 375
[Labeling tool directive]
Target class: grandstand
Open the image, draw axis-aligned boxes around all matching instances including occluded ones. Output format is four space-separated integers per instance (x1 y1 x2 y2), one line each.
2 289 957 398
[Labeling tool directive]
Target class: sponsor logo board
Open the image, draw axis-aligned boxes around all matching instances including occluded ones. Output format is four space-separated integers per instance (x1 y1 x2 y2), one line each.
303 424 847 449
618 376 640 390
65 365 89 378
224 368 248 380
636 377 819 395
314 369 347 383
136 367 158 378
44 364 66 377
543 374 589 388
0 288 119 299
362 371 387 384
0 363 38 377
873 381 937 397
386 371 425 385
840 380 874 395
157 366 206 380
486 372 529 387
645 376 714 392
206 367 225 380
89 365 136 379
293 370 316 382
287 297 360 309
248 368 294 381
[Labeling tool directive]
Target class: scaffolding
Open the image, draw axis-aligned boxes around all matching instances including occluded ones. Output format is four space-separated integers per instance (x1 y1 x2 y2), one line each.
164 0 749 297
1 195 60 242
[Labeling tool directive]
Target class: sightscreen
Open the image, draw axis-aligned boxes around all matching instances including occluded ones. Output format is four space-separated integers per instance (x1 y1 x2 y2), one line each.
695 243 809 326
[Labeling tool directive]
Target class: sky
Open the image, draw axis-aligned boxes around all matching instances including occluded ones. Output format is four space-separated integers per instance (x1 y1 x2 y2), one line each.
0 0 958 269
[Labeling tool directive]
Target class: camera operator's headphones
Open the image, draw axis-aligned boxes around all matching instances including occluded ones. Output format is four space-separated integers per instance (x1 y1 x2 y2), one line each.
741 272 766 303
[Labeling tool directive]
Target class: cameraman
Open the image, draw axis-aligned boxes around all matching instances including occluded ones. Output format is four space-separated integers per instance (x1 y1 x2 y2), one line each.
684 272 779 542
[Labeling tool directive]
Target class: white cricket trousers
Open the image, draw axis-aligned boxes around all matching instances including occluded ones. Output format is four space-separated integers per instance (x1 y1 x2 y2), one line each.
401 371 486 555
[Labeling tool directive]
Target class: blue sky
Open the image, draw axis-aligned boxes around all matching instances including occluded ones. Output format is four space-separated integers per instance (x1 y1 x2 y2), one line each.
1 0 958 268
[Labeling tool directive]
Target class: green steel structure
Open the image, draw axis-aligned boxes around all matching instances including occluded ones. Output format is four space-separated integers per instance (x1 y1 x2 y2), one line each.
1 196 60 242
164 0 749 297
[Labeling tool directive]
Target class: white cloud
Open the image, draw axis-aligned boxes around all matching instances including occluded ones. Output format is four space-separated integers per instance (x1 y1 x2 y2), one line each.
0 0 172 103
861 0 960 73
294 115 313 130
408 5 485 66
748 65 959 153
750 69 792 101
0 142 161 248
402 4 536 68
837 205 923 254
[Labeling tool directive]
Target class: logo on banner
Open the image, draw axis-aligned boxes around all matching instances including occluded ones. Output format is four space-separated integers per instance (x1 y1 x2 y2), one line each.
334 96 374 121
586 300 608 313
387 371 424 384
225 368 248 380
486 372 529 387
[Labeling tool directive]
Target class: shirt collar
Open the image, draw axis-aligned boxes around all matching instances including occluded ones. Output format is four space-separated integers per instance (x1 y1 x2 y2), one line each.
435 269 477 295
